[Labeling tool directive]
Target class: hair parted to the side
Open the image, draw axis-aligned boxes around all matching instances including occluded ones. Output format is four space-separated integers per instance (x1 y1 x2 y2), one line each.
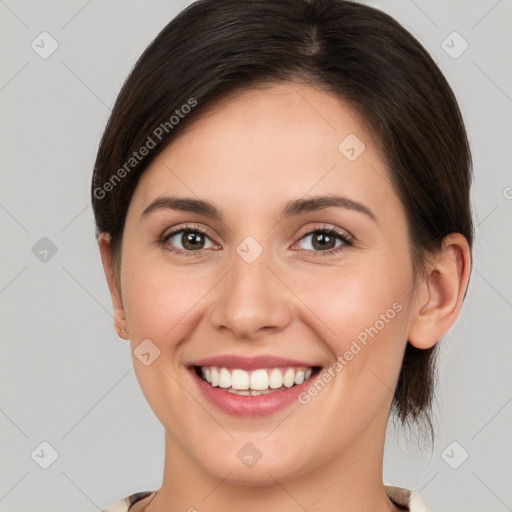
91 0 473 439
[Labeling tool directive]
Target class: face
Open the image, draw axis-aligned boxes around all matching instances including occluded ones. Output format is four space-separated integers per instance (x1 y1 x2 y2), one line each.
108 82 420 485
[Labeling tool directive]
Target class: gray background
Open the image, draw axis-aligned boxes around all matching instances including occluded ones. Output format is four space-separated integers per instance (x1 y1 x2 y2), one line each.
1 1 511 511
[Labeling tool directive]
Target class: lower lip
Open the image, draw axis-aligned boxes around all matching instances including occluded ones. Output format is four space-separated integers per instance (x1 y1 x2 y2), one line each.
189 367 318 417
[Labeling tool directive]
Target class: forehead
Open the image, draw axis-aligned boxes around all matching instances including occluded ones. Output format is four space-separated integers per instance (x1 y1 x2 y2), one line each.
130 82 399 221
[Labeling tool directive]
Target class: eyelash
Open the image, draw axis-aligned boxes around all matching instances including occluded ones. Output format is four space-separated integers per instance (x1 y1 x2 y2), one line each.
158 223 354 259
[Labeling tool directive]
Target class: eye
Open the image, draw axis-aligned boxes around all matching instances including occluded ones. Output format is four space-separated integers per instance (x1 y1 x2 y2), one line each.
160 224 218 256
158 223 353 258
294 225 353 257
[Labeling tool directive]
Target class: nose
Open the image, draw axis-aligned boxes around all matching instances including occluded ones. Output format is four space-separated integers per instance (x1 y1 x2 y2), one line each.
209 246 292 340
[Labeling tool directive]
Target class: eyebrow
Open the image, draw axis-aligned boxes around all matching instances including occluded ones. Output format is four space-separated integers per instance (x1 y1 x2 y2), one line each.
141 194 377 222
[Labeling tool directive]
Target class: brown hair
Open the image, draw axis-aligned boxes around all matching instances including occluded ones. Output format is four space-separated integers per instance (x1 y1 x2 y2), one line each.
91 0 473 436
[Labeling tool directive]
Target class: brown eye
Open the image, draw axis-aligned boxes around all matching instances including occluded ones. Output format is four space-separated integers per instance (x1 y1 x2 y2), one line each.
164 228 216 253
296 227 351 254
181 231 206 250
309 231 338 251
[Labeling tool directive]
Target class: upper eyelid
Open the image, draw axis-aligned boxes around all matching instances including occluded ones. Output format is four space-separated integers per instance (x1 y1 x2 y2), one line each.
164 223 216 241
295 224 352 240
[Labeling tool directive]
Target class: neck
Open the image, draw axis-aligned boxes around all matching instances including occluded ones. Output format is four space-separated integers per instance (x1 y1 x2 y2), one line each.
150 413 401 512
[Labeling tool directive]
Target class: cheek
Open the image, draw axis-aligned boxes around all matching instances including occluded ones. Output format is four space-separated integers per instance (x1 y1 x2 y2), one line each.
287 255 413 408
292 267 411 427
121 255 217 344
120 258 214 424
294 259 411 347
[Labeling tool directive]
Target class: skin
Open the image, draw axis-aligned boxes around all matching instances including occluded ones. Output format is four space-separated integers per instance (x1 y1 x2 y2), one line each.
98 82 471 512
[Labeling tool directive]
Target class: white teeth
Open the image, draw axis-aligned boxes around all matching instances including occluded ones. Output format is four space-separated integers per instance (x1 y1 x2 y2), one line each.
250 369 269 390
227 388 251 395
283 368 295 388
231 369 250 390
210 367 219 387
198 365 316 392
227 388 275 396
269 368 283 389
219 368 231 388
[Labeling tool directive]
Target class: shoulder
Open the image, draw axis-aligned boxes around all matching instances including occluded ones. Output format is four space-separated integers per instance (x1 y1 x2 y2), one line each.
104 487 429 512
385 485 431 512
102 490 156 512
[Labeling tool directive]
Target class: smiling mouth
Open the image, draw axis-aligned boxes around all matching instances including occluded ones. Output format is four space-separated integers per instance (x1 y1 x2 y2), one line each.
192 365 322 396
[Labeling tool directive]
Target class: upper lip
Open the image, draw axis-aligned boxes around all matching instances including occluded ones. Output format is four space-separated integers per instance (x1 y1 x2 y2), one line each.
188 354 320 371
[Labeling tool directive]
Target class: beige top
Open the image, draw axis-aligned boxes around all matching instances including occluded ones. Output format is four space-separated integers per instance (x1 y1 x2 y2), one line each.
102 486 430 511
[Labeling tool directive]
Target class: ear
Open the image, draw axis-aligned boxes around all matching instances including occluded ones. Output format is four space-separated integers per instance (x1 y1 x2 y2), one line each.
97 233 129 340
408 233 471 349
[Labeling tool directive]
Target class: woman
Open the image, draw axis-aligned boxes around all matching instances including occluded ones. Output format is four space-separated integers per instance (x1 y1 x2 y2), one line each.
92 0 473 510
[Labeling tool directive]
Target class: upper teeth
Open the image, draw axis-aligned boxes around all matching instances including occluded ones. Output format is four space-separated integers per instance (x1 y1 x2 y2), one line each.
201 366 313 391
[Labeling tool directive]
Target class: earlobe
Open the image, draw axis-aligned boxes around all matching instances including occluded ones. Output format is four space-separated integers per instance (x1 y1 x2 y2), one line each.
408 233 471 350
97 233 129 340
